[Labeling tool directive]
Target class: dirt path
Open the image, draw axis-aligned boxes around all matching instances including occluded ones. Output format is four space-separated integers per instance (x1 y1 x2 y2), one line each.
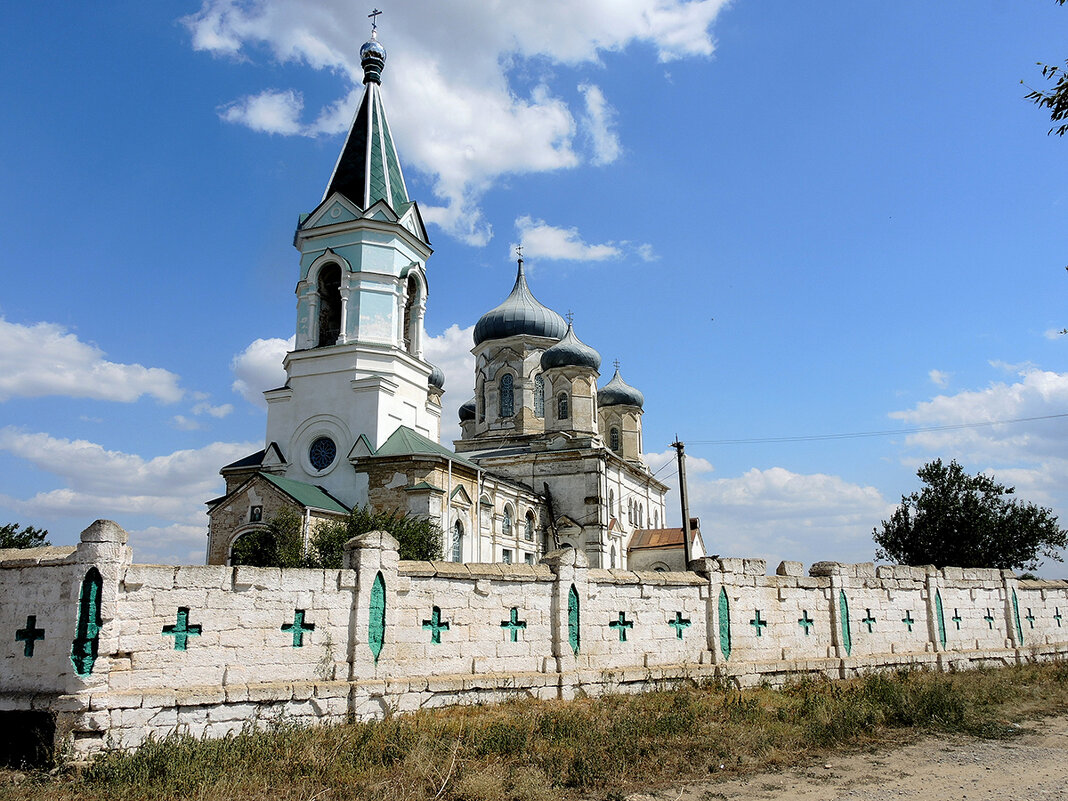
620 714 1068 801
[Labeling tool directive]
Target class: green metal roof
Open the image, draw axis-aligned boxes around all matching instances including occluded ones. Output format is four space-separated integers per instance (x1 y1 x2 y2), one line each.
324 78 408 211
373 426 479 470
261 473 349 514
406 481 444 493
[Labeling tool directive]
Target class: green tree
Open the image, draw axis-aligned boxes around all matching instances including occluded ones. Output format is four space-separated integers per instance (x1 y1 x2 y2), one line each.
0 523 50 549
230 507 305 567
309 506 443 567
874 459 1067 571
1024 0 1068 136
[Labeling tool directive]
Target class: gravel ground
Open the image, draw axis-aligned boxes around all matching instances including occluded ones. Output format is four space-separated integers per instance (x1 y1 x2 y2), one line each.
618 714 1068 801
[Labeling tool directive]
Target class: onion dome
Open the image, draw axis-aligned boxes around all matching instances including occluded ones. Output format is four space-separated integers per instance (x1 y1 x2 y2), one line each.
540 323 601 371
598 368 644 409
458 398 476 422
428 363 445 390
360 31 386 84
473 260 567 346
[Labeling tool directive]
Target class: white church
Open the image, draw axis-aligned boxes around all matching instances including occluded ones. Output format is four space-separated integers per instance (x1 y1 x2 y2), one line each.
205 27 702 572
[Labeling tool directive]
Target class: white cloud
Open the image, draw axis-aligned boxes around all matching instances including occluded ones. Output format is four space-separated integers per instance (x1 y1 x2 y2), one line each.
181 1 730 243
636 243 659 262
126 523 208 565
171 415 203 431
219 89 306 135
424 324 476 445
1045 327 1066 341
890 365 1068 510
579 83 621 166
0 318 183 404
231 336 293 408
192 401 233 418
0 428 257 559
928 369 949 388
514 216 621 262
644 449 890 568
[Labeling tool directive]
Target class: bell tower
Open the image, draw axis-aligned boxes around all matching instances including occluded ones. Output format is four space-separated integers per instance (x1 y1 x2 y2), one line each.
263 23 441 508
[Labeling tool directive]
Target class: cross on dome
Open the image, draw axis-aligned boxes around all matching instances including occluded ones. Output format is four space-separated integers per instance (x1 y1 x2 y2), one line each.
368 8 382 33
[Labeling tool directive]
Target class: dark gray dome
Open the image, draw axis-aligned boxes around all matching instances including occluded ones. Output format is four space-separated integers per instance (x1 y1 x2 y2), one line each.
458 398 476 422
540 324 601 371
598 368 644 409
473 261 567 346
428 363 445 390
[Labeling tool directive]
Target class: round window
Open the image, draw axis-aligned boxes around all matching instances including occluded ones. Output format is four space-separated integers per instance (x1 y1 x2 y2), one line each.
309 436 337 471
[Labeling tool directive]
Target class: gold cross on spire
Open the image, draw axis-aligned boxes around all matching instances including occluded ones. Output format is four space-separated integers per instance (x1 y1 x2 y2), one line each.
368 8 382 33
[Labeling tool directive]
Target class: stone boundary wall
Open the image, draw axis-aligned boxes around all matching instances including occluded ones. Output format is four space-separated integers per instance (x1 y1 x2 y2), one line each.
2 521 1067 757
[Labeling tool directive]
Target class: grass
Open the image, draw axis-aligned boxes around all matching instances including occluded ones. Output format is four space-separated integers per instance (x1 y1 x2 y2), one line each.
3 662 1068 801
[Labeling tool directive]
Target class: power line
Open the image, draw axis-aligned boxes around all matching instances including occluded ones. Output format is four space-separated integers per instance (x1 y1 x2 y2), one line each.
686 412 1068 446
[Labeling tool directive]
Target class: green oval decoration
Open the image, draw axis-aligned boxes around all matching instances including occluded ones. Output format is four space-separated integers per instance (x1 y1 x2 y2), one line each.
71 567 103 677
935 590 946 649
718 587 732 661
839 590 852 656
1012 588 1023 645
568 584 580 655
369 571 386 663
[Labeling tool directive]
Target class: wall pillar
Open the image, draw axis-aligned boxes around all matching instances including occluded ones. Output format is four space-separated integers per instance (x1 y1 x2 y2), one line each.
343 530 399 680
541 548 588 686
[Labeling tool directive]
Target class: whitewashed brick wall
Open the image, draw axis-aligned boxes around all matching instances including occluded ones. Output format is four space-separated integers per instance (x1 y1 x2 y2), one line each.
2 520 1067 757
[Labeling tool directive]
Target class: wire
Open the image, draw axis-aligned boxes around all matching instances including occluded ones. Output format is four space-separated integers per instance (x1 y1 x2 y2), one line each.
685 412 1068 446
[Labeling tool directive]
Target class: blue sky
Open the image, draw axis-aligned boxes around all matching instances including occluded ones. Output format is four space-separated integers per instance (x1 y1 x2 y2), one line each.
2 1 1067 571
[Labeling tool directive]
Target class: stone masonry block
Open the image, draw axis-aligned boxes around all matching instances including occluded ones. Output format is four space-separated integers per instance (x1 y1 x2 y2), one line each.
777 561 804 577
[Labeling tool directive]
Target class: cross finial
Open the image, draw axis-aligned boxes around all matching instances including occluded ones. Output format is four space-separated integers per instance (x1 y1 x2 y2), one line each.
613 359 621 371
515 244 523 260
566 310 574 325
368 8 382 33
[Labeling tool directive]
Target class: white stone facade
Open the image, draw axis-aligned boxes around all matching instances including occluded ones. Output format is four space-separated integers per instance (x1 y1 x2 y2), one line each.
4 520 1067 758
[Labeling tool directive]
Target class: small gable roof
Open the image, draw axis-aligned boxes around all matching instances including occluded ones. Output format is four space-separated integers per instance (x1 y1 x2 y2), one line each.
259 473 349 514
221 443 285 472
372 426 480 470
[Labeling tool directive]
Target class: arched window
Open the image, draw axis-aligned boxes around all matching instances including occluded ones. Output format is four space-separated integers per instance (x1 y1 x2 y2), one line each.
654 509 659 528
533 375 545 417
525 511 535 541
557 392 569 420
502 507 513 537
500 374 514 418
478 379 486 423
317 264 342 347
638 504 644 528
608 490 614 518
402 274 418 354
610 427 620 453
628 500 633 525
610 545 617 569
452 521 463 562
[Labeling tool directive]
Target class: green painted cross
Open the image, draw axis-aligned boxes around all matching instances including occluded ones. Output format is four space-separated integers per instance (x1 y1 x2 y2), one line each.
281 609 315 647
1056 607 1063 627
162 607 202 651
610 611 634 642
861 609 877 633
422 606 450 644
1025 608 1036 629
667 611 691 639
15 615 44 657
501 607 527 642
984 608 995 629
952 609 962 630
901 611 915 632
798 610 814 636
749 610 768 637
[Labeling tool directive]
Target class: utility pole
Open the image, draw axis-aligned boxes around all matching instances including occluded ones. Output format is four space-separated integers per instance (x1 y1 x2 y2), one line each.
671 436 692 568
